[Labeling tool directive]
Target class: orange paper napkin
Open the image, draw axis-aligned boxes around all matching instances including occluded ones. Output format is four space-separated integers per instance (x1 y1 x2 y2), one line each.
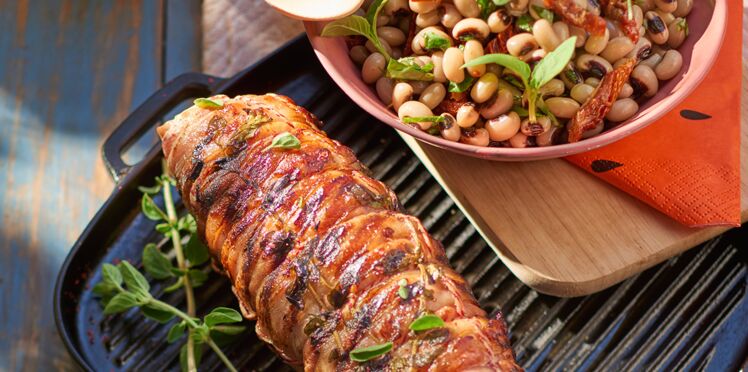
566 1 742 227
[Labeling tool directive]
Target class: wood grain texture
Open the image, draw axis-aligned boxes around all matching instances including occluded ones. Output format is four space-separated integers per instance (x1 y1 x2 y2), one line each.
0 0 201 369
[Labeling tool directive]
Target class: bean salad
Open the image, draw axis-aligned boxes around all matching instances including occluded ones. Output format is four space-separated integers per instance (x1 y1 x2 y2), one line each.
322 0 691 147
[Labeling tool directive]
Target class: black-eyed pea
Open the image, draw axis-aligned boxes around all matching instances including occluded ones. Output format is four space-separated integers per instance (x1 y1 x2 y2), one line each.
392 82 414 111
607 20 622 38
570 83 595 104
452 18 490 42
655 0 677 13
443 47 466 83
637 0 655 12
471 73 499 103
366 39 392 55
416 10 441 27
349 45 369 65
655 9 675 25
585 0 601 15
600 36 636 63
585 77 601 87
536 125 560 146
410 81 430 95
441 4 463 28
520 116 551 136
376 78 395 106
398 101 435 130
456 104 480 128
412 27 452 55
391 48 403 59
480 89 514 119
431 51 447 83
463 39 486 78
377 14 391 27
667 18 688 48
420 83 447 109
569 25 587 47
533 19 561 52
460 128 490 146
552 21 570 41
619 83 634 98
439 113 461 141
545 97 580 119
485 112 521 141
633 5 644 27
645 11 669 45
521 49 547 64
654 49 683 80
673 0 693 17
384 0 408 15
630 64 658 97
507 33 539 57
576 54 613 79
605 98 639 122
528 0 550 19
486 63 502 76
539 79 565 98
580 120 604 139
640 54 662 69
487 8 512 33
362 52 386 84
453 0 481 18
377 26 407 47
584 27 609 55
508 132 529 148
507 0 529 16
560 63 584 89
409 0 441 14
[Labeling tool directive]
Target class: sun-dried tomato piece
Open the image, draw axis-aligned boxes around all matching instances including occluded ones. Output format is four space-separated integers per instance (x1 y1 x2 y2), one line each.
434 92 468 116
544 0 607 35
599 0 640 43
486 27 516 54
402 12 418 56
567 58 636 143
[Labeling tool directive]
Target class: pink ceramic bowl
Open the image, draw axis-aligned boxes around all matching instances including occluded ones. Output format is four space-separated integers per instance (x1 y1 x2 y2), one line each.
305 0 727 161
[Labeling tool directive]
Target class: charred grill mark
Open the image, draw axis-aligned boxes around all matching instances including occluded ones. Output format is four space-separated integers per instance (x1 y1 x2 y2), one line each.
263 172 298 211
263 230 297 268
188 160 204 182
382 249 409 276
314 226 345 263
285 242 316 309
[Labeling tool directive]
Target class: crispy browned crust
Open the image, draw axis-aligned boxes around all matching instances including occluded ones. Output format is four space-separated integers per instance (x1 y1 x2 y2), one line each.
158 94 522 371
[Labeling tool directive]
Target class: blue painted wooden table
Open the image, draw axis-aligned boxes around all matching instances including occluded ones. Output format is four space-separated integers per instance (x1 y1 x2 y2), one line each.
0 1 200 369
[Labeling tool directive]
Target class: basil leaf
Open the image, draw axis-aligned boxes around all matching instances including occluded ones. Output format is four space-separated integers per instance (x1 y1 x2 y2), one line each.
517 14 534 32
402 116 445 124
386 57 434 81
103 292 139 315
493 0 511 5
188 269 208 288
205 307 243 327
167 321 187 343
184 234 210 266
141 303 176 323
365 0 387 28
179 341 203 372
463 54 531 87
423 32 450 51
349 342 393 362
266 132 301 150
118 261 150 297
321 14 390 59
529 37 576 89
101 263 122 286
448 75 475 93
141 194 167 221
409 314 445 331
532 5 555 23
142 243 175 280
193 98 223 109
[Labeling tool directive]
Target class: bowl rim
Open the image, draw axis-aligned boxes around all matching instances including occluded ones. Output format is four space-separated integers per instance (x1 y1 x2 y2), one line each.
304 0 727 161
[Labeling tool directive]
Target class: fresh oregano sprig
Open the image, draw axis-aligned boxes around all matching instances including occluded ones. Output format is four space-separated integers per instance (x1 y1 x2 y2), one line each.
94 171 245 372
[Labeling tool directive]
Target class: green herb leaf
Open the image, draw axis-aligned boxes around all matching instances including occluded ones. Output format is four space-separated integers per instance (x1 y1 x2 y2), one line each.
210 324 246 336
179 341 203 372
141 194 167 221
365 0 387 28
517 14 534 32
92 281 118 298
532 5 555 23
184 234 210 266
205 307 243 327
402 116 445 124
118 261 151 298
266 132 301 151
409 314 445 331
193 98 223 109
477 0 497 18
423 32 450 51
304 315 326 336
155 222 172 235
447 75 476 93
178 214 197 233
163 277 184 293
350 342 393 362
493 0 511 5
188 269 208 287
529 37 576 89
167 321 187 343
138 184 162 195
397 278 409 300
103 292 140 314
321 15 390 59
386 57 434 81
191 324 211 344
677 19 689 35
512 105 530 117
101 263 123 286
141 303 176 323
463 54 531 87
142 243 175 280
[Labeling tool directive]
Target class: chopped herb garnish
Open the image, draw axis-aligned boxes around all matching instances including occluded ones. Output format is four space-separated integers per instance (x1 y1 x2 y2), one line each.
626 0 634 20
532 5 555 23
266 132 301 151
447 75 475 93
423 32 450 51
386 57 434 81
516 14 534 32
402 116 445 124
350 342 393 362
194 98 223 109
397 278 409 300
409 314 445 332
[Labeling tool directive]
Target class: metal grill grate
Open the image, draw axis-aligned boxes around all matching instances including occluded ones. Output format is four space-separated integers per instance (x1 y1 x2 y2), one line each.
59 39 748 371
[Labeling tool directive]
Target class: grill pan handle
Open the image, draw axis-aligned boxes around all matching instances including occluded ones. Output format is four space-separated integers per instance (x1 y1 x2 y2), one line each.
102 72 223 182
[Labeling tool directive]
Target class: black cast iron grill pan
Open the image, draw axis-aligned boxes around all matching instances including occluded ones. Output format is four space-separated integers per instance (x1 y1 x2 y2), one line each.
54 36 748 372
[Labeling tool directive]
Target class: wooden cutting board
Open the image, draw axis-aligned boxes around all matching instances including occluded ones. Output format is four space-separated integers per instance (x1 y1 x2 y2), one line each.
398 65 748 297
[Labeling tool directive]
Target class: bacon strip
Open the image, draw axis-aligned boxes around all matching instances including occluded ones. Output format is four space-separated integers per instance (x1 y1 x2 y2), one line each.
544 0 607 35
567 58 637 142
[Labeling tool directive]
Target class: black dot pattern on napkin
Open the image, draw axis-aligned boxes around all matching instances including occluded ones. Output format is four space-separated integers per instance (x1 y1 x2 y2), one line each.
680 110 712 120
591 160 624 173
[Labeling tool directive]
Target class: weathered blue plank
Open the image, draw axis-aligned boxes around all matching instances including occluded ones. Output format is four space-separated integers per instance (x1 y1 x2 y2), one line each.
0 0 201 370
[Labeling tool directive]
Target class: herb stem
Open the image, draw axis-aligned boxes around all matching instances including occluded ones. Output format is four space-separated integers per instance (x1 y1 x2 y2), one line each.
206 338 238 372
